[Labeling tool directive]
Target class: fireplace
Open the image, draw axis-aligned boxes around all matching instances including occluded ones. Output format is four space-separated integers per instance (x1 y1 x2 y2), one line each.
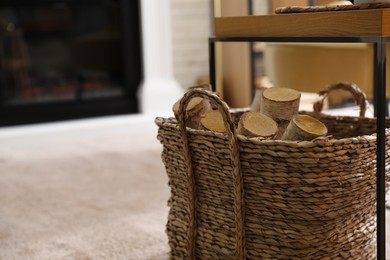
0 0 142 126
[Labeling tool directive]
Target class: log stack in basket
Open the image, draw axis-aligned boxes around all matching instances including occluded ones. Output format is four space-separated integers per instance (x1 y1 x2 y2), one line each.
155 82 390 259
172 85 328 142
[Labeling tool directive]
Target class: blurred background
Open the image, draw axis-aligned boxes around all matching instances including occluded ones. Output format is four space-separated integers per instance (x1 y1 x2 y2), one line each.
1 1 389 258
0 0 380 126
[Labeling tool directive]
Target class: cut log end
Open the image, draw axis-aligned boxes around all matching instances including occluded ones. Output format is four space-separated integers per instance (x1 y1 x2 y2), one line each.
294 115 328 136
282 114 328 141
263 87 300 103
237 112 277 138
200 110 226 133
172 97 204 116
172 96 212 129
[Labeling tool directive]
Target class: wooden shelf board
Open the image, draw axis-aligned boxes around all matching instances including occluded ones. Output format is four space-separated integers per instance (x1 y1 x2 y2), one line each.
215 9 390 37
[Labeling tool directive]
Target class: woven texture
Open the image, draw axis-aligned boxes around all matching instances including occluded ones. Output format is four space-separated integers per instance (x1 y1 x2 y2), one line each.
156 84 390 259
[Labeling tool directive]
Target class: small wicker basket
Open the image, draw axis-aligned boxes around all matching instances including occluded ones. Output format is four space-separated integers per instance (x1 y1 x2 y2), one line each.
155 83 390 259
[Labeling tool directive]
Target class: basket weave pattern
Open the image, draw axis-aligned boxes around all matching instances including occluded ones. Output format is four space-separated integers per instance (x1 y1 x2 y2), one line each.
156 87 390 259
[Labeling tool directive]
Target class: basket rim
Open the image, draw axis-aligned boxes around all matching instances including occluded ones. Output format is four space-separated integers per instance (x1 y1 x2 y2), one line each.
155 116 384 147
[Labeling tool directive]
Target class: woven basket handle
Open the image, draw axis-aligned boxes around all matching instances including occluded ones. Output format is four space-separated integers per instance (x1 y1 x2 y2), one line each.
313 82 368 117
177 88 246 260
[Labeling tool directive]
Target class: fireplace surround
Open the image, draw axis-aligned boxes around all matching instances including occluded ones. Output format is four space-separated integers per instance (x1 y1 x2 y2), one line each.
0 0 142 126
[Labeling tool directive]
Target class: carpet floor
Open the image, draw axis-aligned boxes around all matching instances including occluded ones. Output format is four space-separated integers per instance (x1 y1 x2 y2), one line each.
0 112 389 259
0 115 170 260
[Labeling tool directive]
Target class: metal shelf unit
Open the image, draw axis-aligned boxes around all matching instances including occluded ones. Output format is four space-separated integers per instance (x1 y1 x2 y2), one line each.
209 9 390 259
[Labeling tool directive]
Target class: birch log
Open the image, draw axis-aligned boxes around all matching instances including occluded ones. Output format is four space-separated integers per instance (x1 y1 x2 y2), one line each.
237 112 277 139
250 86 266 112
200 110 226 133
188 83 211 91
261 87 301 138
173 97 211 129
281 114 328 141
250 76 274 112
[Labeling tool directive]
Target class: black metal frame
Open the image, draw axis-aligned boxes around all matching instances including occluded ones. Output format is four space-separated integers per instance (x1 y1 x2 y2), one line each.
209 35 390 260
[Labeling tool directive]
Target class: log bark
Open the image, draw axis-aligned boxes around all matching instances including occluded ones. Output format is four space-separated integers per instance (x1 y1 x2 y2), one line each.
188 83 211 91
261 87 301 121
250 76 274 112
281 114 328 141
261 87 301 138
250 87 266 112
200 110 226 133
237 112 277 139
173 97 211 129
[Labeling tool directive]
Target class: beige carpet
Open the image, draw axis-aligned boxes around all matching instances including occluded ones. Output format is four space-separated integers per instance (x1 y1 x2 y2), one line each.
0 115 170 260
0 112 390 259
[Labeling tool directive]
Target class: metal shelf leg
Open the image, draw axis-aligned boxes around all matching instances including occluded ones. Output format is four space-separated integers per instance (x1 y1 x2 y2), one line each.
374 39 387 260
209 39 216 92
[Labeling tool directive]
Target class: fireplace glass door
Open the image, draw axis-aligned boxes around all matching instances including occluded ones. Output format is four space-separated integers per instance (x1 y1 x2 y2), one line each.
0 0 142 125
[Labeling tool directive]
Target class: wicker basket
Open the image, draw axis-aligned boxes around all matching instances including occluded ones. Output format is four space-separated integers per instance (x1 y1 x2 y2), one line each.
155 83 390 259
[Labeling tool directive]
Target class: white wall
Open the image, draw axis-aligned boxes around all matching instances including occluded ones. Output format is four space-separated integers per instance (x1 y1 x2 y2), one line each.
170 0 212 88
139 0 212 115
139 0 183 115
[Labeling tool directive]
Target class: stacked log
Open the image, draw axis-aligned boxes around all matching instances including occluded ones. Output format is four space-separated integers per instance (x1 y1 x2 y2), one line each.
237 112 277 139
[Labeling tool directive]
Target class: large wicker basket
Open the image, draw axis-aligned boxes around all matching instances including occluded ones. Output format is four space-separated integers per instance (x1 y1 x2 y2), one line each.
155 83 390 259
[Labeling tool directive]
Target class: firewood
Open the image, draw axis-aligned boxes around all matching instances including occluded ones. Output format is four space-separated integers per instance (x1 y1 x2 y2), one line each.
250 76 274 112
250 86 266 112
200 110 226 133
173 97 211 129
261 87 301 138
281 114 328 141
188 83 211 91
237 112 277 139
261 87 301 121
